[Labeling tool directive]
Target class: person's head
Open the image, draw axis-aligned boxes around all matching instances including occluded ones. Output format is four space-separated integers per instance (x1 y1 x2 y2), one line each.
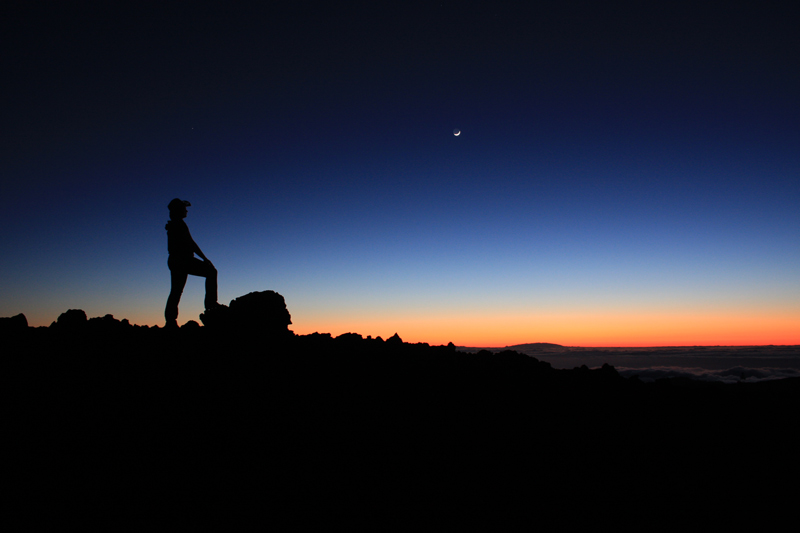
168 198 190 219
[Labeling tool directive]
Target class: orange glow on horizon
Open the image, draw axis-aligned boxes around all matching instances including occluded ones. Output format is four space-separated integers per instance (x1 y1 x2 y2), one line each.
291 309 800 347
34 307 798 348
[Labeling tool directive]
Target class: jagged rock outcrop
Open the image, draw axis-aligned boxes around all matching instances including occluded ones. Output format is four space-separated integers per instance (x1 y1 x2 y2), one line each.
200 290 292 337
86 314 130 333
50 309 88 330
0 313 28 334
386 332 403 345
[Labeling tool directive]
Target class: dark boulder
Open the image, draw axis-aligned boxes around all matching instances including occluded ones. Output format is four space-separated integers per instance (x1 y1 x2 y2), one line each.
197 304 230 329
0 313 28 334
200 290 292 338
51 309 88 330
230 291 292 329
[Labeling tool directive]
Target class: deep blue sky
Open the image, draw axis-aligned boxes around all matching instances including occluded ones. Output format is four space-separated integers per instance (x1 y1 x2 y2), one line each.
2 1 798 344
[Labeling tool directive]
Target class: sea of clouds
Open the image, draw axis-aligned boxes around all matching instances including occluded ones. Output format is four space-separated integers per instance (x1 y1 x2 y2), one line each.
616 366 800 383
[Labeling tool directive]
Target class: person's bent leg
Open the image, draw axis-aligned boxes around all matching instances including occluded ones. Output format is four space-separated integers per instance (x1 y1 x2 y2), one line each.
186 258 218 310
204 264 218 310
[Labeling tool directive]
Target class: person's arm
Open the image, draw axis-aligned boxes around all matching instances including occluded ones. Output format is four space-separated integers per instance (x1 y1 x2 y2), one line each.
193 240 210 262
185 224 210 262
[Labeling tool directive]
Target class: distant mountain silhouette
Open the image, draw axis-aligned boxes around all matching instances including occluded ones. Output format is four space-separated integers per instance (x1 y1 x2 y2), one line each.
505 342 567 351
458 342 568 353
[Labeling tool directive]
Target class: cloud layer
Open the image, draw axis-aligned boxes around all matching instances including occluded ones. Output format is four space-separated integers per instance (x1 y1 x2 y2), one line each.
616 366 800 383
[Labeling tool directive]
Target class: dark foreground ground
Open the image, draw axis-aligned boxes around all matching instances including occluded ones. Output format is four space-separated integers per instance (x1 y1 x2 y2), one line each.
8 326 800 529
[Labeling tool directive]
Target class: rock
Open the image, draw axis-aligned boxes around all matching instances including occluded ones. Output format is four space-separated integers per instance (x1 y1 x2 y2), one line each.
230 291 291 327
200 290 292 338
386 333 403 345
0 313 28 334
198 304 231 329
87 314 127 333
51 309 88 330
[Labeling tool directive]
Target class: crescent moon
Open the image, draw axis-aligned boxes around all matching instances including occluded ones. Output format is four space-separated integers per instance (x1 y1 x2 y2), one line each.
453 129 461 136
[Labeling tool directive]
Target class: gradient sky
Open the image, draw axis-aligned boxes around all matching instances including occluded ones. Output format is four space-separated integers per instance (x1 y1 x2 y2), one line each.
2 1 798 346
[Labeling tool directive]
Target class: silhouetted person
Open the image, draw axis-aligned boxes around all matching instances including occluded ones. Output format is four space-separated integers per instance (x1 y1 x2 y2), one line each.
164 198 218 328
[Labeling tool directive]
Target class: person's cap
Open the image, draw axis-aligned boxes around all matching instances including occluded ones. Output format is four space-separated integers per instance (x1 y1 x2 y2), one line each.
168 198 191 211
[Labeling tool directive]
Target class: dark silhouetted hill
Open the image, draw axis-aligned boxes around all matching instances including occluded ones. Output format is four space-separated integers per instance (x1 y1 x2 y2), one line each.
458 342 570 356
506 341 565 350
4 294 799 527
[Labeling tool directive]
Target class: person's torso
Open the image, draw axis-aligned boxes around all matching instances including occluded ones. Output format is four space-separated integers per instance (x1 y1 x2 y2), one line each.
166 219 194 257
